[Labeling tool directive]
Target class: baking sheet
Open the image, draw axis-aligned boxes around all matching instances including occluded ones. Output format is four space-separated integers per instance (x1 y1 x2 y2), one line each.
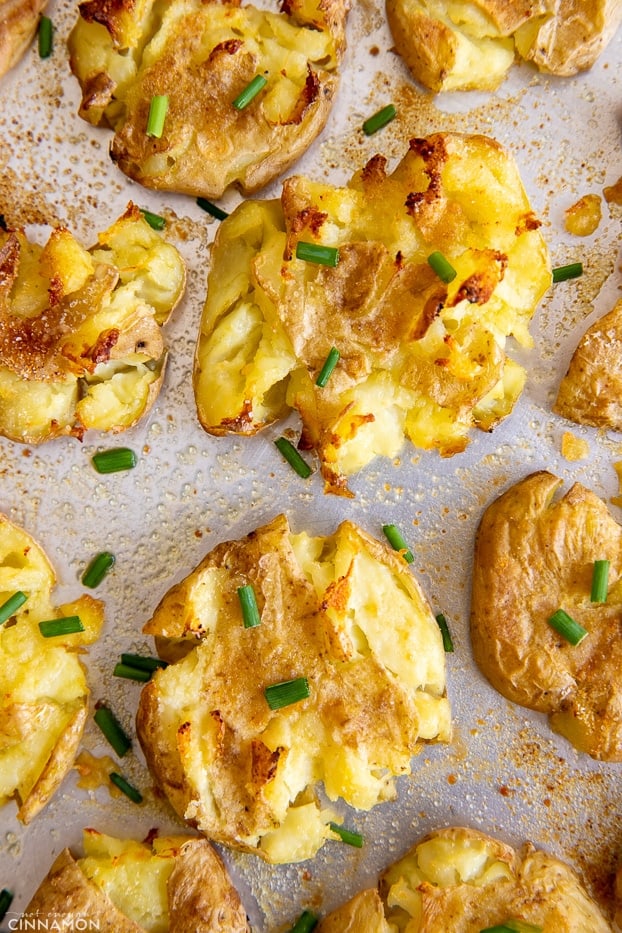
0 0 621 928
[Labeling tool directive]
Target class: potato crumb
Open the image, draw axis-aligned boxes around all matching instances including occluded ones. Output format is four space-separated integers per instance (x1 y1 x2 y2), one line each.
604 177 622 205
561 431 589 461
564 194 602 236
74 750 123 796
612 461 622 508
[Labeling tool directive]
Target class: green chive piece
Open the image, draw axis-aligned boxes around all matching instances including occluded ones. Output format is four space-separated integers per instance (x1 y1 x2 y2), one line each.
382 524 414 563
316 347 340 387
0 590 27 625
196 197 229 220
238 584 261 628
265 677 310 710
0 888 13 924
274 437 312 479
113 662 152 683
38 15 53 58
296 241 340 267
363 103 396 136
428 250 457 283
547 608 588 646
552 262 583 282
82 551 115 588
121 653 168 672
289 910 318 933
109 771 143 804
146 94 169 138
39 616 84 638
92 447 137 474
480 922 543 933
328 821 364 847
233 74 267 110
140 208 166 230
94 705 131 757
435 613 455 652
590 559 610 603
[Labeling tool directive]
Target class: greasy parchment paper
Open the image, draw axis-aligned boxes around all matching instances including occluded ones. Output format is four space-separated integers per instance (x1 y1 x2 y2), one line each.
0 1 621 929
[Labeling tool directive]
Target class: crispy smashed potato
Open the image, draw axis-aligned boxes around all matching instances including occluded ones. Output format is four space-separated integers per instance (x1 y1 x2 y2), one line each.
317 826 611 931
553 298 622 433
137 514 451 863
194 132 550 495
0 513 104 822
68 0 348 198
0 203 185 444
386 0 622 92
0 0 47 79
23 830 250 932
471 471 622 761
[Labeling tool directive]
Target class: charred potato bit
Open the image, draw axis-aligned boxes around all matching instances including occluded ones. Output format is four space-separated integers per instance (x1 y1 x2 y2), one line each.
0 513 104 823
194 132 550 495
136 514 451 863
0 203 185 444
0 0 47 78
68 0 349 198
471 471 622 761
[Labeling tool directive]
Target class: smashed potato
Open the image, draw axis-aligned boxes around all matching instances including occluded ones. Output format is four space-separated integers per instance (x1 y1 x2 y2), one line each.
0 203 185 443
136 514 451 863
23 830 250 932
68 0 348 198
0 513 103 822
553 298 622 433
194 132 550 495
317 826 611 931
0 0 47 79
471 471 622 761
386 0 622 92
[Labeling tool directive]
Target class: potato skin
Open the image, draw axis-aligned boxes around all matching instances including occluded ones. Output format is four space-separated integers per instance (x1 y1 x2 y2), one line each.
0 0 47 78
471 471 622 761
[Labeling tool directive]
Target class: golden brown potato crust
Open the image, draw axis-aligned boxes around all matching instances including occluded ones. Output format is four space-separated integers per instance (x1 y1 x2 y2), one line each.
471 471 622 760
0 0 47 78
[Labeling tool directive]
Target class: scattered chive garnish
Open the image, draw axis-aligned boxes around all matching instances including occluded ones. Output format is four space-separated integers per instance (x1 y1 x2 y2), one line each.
120 653 168 672
316 347 340 387
113 662 152 683
382 523 414 563
39 616 84 638
92 447 137 474
94 705 131 757
363 103 396 136
237 584 261 628
0 590 27 625
295 241 340 267
547 608 588 646
274 437 312 479
146 94 169 138
232 74 267 110
265 677 310 710
140 208 166 230
288 910 318 933
38 15 53 58
328 822 364 847
0 888 13 924
552 262 583 282
435 613 455 652
428 250 457 283
590 559 610 603
480 922 543 933
196 197 229 220
109 771 143 804
82 551 116 588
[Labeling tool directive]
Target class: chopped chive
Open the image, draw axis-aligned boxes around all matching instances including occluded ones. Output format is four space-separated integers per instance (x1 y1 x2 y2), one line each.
196 197 229 220
296 241 339 267
82 551 115 588
94 705 131 757
140 208 166 230
92 447 137 474
146 94 169 138
121 653 168 672
316 347 340 387
113 662 152 683
274 437 312 479
363 103 396 136
238 584 261 628
39 616 84 637
428 250 457 283
547 608 588 646
0 590 27 625
265 677 310 710
38 15 53 58
590 559 610 603
435 613 455 652
233 74 267 110
382 524 414 563
0 888 13 923
288 910 318 933
480 922 543 933
109 771 143 804
552 262 583 282
328 821 364 847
